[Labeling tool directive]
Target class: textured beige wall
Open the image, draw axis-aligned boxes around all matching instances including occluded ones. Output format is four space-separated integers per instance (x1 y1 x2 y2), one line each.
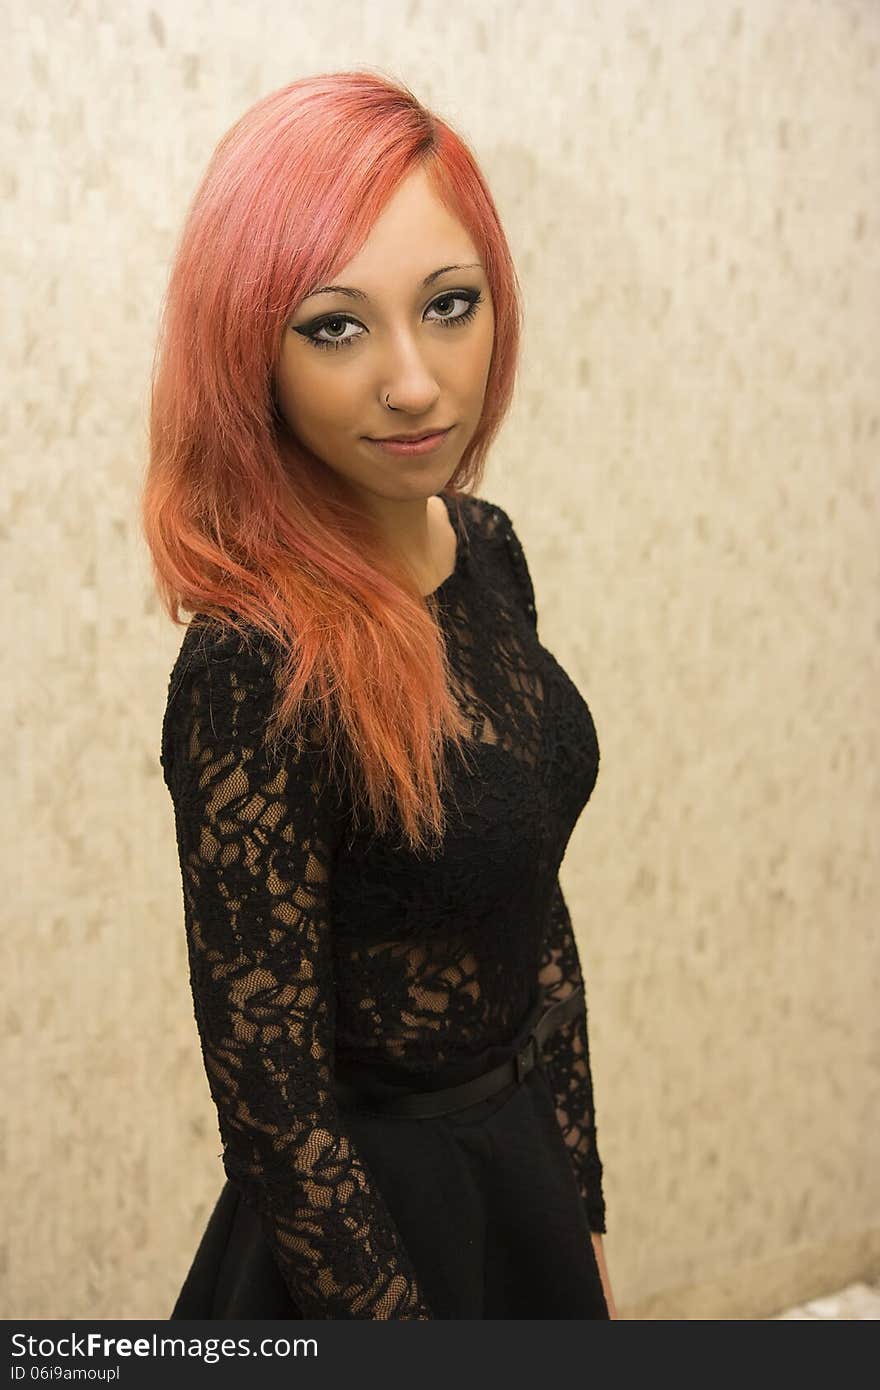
4 0 878 1320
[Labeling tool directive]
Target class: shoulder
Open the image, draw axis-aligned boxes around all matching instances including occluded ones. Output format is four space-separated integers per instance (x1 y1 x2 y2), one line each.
168 614 278 693
165 616 277 717
452 491 537 622
448 490 517 539
447 490 530 567
161 615 281 783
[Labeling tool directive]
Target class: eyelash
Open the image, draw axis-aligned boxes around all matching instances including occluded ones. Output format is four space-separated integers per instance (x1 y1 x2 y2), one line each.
299 289 484 352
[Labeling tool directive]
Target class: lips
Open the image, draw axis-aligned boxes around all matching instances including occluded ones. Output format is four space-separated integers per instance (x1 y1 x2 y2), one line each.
371 428 449 442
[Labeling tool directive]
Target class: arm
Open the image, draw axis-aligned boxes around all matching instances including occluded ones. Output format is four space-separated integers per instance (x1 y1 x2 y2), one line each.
494 500 607 1230
495 502 615 1304
538 876 607 1235
540 881 618 1315
161 623 434 1319
591 1233 618 1318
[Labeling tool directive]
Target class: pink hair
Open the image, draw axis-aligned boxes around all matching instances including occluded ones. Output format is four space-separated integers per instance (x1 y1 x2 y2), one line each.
141 68 523 853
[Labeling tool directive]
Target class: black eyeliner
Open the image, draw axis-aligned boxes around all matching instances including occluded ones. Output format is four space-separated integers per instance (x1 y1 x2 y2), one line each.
291 287 483 342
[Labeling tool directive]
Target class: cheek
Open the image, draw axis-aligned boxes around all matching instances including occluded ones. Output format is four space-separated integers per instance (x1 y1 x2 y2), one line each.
462 315 495 396
301 372 349 422
278 354 356 430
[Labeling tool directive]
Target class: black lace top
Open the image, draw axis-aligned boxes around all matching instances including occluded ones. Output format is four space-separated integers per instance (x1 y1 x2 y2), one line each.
160 492 606 1320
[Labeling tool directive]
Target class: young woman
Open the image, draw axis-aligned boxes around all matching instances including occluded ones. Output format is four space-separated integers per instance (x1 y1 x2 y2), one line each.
144 68 617 1321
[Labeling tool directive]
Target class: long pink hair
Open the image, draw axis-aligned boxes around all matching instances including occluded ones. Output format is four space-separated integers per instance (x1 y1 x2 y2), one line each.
141 68 523 853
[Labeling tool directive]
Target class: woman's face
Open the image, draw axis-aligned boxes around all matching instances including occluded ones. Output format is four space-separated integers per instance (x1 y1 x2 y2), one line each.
275 165 495 506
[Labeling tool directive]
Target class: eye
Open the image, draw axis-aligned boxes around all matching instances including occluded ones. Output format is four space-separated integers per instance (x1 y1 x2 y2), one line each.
305 314 362 349
426 291 482 326
295 289 483 352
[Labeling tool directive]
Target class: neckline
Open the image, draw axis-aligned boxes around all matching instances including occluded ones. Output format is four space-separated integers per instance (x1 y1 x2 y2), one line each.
426 492 466 598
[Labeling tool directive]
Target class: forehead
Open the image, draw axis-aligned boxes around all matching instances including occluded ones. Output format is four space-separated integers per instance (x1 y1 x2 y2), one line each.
324 167 481 288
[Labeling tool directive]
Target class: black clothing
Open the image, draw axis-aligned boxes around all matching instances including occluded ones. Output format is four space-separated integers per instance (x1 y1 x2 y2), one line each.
331 980 587 1118
160 492 607 1320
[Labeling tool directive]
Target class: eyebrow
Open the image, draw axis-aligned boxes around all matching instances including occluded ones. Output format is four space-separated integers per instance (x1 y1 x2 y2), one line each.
300 262 483 304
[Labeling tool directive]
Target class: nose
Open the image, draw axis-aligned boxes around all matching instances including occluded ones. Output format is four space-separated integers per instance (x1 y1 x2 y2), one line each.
377 330 441 413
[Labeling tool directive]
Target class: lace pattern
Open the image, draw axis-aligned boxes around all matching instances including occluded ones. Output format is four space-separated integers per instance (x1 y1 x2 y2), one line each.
161 493 606 1319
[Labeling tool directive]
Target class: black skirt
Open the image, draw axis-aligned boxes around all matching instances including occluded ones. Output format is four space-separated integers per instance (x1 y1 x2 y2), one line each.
170 1001 609 1321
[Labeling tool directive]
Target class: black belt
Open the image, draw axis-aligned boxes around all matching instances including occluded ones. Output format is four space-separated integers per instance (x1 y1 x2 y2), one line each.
333 983 585 1120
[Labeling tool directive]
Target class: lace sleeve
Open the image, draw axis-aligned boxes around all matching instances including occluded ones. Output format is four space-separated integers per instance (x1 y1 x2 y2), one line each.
538 878 607 1234
161 623 434 1318
496 507 607 1233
